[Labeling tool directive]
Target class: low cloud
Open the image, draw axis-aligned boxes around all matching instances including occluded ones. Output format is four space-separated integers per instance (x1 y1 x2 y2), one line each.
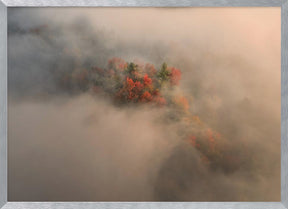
8 8 280 201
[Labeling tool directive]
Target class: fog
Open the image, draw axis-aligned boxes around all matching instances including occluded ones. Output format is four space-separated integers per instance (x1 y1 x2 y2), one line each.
8 8 280 201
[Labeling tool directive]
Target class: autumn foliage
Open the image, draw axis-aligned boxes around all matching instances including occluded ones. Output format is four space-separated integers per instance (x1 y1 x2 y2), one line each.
59 57 245 173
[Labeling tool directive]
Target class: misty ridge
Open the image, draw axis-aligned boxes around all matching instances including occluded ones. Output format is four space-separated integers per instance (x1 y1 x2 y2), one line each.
8 8 280 201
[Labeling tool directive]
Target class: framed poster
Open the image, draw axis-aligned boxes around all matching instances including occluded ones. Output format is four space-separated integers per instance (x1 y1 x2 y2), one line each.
0 0 287 208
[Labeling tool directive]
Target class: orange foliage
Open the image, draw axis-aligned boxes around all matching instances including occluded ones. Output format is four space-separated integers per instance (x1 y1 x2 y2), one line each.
153 96 167 106
143 74 152 87
174 96 189 111
140 91 153 102
104 58 185 106
192 115 203 126
169 67 181 85
60 57 243 172
134 81 144 92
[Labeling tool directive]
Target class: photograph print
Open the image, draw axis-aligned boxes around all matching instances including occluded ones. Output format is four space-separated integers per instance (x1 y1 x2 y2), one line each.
8 8 280 201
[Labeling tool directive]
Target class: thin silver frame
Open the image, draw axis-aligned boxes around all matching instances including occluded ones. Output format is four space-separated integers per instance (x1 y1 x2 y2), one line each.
0 0 287 208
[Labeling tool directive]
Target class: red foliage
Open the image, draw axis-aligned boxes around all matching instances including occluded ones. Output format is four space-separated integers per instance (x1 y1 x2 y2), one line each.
134 81 144 93
131 71 141 79
175 96 189 111
152 90 160 96
188 135 200 148
126 77 136 90
85 59 184 108
140 91 153 102
125 77 136 100
143 74 152 87
108 57 127 71
169 67 181 85
153 96 167 106
188 135 197 147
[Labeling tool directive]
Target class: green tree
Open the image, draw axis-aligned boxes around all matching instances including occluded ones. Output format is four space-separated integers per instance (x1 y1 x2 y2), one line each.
127 62 137 74
158 62 170 84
